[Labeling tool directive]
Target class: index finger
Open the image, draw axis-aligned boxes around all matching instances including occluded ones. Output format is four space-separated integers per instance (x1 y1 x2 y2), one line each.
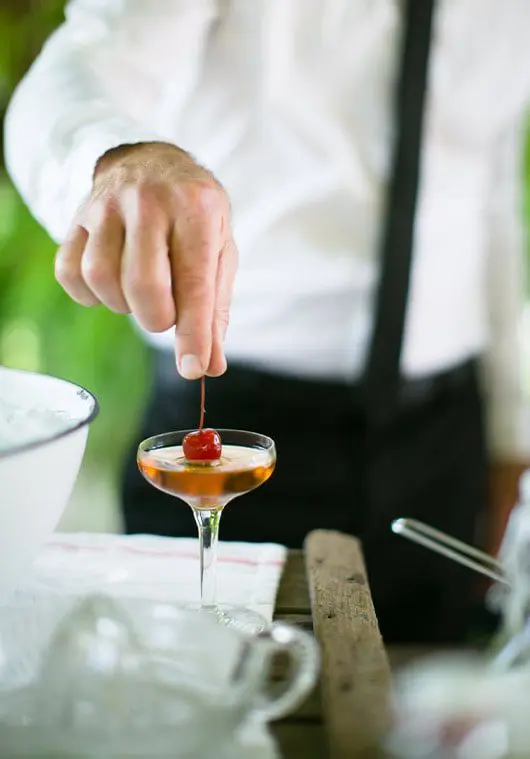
171 194 225 379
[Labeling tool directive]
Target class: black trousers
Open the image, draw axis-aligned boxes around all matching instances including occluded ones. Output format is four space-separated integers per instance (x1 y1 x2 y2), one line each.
122 351 488 645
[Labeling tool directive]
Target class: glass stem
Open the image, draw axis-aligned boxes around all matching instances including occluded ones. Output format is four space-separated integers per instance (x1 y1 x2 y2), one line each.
193 509 222 609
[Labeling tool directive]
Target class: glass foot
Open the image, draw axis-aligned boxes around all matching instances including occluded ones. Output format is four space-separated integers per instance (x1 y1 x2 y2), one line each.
185 604 269 635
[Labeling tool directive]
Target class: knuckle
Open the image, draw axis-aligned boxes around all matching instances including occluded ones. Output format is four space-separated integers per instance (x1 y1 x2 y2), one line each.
94 198 117 225
175 324 210 349
135 181 158 208
130 184 170 231
180 271 212 302
121 182 160 222
86 192 117 222
81 257 113 288
215 306 230 330
54 257 78 288
126 270 168 301
183 180 225 216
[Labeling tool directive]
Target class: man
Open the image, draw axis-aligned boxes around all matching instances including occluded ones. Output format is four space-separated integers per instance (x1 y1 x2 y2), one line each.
4 0 530 643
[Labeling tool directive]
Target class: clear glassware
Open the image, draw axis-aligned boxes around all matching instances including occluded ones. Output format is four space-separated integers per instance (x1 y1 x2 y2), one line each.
137 429 276 633
0 594 319 758
385 650 530 759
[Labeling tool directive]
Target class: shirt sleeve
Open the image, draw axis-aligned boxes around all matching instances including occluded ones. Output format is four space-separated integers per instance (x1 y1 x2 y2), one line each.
3 0 217 242
480 119 530 461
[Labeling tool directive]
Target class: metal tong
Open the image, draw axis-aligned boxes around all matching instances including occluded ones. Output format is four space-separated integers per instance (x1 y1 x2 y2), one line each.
391 517 508 585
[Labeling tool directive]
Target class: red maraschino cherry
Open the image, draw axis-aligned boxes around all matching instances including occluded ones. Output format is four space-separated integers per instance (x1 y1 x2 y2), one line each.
182 427 222 461
182 377 222 462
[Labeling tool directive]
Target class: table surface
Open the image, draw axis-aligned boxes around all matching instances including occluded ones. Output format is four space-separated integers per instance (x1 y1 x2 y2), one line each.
272 531 396 759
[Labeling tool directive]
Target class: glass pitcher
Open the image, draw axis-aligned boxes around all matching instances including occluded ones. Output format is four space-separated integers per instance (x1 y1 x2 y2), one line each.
0 594 319 757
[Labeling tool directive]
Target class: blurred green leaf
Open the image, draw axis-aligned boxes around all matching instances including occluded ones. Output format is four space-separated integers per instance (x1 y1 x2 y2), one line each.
0 1 151 476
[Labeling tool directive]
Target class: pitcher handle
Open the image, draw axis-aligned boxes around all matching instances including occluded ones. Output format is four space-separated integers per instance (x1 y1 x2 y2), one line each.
252 622 319 722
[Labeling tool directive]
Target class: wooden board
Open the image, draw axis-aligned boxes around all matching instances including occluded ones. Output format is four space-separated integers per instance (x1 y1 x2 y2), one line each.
272 534 394 758
305 530 392 759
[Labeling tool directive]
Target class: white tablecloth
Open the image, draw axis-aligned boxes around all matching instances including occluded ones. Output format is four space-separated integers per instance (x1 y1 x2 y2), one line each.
1 532 289 759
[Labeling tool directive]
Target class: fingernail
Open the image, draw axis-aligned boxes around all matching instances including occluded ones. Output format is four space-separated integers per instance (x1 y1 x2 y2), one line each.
179 354 203 380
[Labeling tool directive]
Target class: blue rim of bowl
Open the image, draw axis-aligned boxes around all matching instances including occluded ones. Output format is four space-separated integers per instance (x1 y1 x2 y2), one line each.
0 368 100 460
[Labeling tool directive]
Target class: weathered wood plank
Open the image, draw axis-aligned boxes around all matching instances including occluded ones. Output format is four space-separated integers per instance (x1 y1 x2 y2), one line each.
305 530 392 759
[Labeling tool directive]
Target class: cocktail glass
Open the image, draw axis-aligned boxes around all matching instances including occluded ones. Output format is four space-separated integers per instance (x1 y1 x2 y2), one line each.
137 429 276 633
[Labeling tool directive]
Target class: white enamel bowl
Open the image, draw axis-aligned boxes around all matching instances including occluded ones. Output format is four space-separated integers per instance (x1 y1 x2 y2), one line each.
0 367 98 598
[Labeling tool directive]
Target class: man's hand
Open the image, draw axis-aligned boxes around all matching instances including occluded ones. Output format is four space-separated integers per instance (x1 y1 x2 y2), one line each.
54 141 238 379
488 460 529 558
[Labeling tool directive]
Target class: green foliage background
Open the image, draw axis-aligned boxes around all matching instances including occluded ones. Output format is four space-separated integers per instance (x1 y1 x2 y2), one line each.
0 0 529 483
0 0 151 475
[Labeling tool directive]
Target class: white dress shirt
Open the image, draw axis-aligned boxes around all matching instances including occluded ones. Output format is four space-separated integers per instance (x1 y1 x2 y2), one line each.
4 0 530 459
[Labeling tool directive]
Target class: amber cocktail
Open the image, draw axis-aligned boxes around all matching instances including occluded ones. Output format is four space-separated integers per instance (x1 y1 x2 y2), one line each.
137 429 276 633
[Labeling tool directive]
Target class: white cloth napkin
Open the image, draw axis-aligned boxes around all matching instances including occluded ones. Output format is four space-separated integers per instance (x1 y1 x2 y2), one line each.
7 533 287 622
1 533 288 759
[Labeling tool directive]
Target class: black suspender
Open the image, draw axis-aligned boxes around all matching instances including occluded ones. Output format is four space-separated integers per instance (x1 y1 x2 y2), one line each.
364 0 436 423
